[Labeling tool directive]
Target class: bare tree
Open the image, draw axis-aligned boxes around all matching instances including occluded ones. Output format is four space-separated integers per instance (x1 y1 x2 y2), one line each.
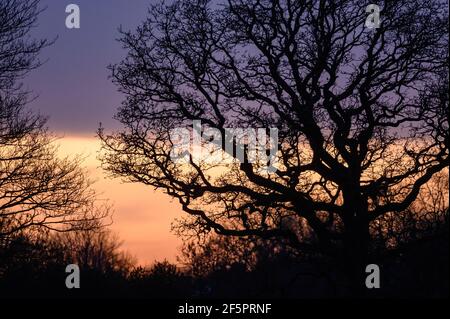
0 0 108 238
179 234 295 278
100 0 448 292
0 0 48 140
372 171 449 253
52 228 135 275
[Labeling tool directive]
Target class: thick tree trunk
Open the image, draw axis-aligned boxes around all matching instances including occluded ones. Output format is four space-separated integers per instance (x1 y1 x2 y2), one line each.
342 192 370 296
344 216 370 296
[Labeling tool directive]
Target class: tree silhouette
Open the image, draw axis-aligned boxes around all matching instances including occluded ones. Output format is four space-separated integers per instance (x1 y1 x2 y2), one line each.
52 227 135 275
100 0 449 293
0 0 108 239
0 226 136 297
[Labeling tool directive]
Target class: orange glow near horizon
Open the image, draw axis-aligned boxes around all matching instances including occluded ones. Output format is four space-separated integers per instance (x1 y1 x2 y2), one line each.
57 136 183 266
56 135 449 267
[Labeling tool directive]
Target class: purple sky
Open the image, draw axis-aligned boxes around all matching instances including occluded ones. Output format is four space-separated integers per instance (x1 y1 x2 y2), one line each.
21 1 188 264
25 0 153 135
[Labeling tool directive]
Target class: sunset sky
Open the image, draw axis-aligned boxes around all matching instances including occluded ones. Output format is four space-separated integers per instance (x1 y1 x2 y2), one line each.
24 0 184 264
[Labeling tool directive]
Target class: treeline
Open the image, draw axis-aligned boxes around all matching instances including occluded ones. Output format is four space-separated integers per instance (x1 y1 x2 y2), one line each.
1 199 447 298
